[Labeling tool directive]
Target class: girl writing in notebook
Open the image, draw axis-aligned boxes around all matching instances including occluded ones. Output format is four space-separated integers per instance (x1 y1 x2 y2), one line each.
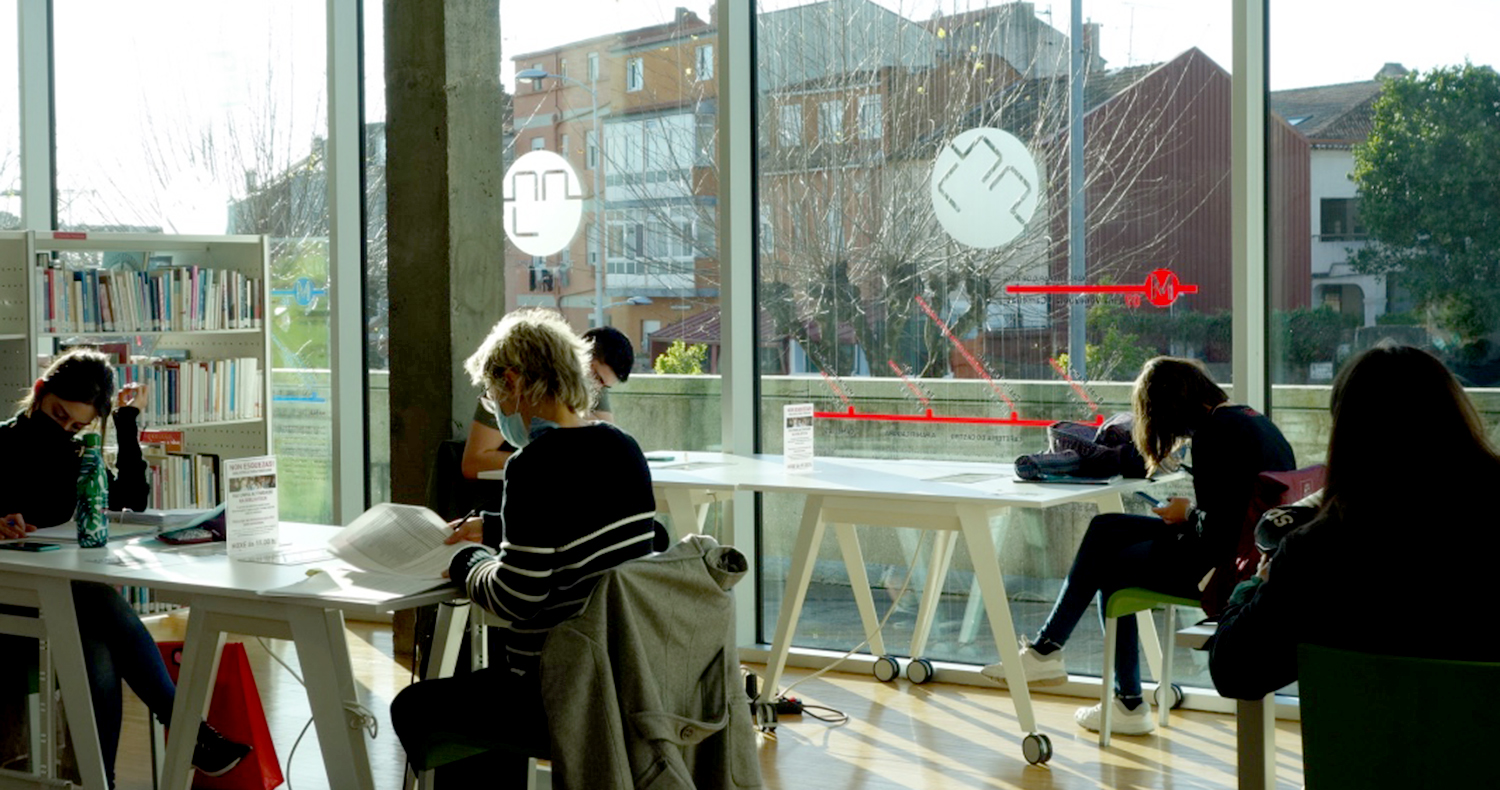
0 349 248 786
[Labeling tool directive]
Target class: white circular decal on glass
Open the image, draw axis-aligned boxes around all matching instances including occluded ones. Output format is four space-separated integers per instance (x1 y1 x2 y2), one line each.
502 150 585 257
930 128 1040 249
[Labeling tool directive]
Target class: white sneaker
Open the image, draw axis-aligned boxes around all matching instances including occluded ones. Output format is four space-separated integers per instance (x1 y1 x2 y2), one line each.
980 641 1067 687
1075 697 1156 735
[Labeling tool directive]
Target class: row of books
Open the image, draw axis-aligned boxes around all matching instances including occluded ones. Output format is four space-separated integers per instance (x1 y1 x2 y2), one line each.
144 448 222 510
119 585 181 616
118 357 263 426
36 259 265 334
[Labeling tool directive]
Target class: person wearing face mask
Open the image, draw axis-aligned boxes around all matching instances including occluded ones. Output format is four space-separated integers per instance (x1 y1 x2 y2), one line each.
390 309 658 784
457 324 634 481
0 349 250 787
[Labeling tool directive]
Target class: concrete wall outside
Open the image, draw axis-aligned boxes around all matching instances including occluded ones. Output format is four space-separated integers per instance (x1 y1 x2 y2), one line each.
286 370 1500 591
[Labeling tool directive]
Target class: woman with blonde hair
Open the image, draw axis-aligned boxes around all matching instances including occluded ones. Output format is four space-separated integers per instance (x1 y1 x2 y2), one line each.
985 356 1295 735
391 309 659 782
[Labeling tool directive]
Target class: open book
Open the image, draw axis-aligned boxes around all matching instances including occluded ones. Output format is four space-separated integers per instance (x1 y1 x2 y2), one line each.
328 502 473 579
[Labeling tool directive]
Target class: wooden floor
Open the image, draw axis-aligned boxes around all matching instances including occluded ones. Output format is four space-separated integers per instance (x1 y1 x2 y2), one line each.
105 611 1304 790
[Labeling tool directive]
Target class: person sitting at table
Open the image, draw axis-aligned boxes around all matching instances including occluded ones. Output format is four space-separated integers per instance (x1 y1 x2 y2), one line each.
458 324 634 480
983 356 1296 736
1208 343 1500 698
0 349 249 787
391 309 658 783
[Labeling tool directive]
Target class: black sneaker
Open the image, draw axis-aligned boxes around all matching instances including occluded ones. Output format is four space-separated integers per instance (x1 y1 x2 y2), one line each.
194 722 252 777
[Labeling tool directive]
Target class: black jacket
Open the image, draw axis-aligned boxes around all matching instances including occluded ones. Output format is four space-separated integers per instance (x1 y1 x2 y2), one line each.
1208 505 1500 700
1182 405 1297 568
0 408 149 527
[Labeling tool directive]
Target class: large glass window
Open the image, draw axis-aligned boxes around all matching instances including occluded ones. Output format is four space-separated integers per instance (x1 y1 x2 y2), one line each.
0 0 17 230
365 0 391 506
500 2 721 533
1269 4 1500 465
754 0 1231 688
52 1 332 522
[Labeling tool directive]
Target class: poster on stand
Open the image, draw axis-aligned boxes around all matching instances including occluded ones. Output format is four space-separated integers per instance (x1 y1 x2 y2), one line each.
224 456 280 557
783 403 814 473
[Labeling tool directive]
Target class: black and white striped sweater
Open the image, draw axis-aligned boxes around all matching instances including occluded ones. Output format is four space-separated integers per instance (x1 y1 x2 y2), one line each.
449 422 658 676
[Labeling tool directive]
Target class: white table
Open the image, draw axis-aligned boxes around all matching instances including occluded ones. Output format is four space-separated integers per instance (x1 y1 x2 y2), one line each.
0 524 455 790
647 452 1163 763
648 452 746 539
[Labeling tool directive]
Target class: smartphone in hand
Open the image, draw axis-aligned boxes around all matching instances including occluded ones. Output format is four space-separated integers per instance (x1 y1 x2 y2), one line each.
1135 491 1163 508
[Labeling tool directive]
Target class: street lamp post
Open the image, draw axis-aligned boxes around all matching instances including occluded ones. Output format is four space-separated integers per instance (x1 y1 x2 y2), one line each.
517 67 606 329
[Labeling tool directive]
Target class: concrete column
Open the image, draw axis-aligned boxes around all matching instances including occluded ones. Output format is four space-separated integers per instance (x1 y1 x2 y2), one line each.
385 0 505 505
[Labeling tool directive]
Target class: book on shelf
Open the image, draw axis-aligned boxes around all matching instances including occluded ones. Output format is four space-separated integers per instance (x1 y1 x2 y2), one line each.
35 260 264 334
118 355 262 426
142 446 221 510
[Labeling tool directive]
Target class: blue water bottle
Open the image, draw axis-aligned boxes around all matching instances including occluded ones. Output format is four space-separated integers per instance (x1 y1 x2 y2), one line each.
76 433 110 548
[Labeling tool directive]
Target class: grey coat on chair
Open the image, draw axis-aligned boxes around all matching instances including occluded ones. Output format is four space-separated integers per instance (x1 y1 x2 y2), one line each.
539 534 763 790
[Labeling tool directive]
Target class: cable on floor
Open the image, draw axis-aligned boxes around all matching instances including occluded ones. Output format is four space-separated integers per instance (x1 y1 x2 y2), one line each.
749 530 934 731
252 636 315 790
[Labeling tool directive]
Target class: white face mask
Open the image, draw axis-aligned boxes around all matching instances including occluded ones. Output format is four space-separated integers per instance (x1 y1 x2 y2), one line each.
483 387 558 449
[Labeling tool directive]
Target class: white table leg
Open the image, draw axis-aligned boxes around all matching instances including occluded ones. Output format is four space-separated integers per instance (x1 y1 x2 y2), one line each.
288 607 376 790
909 531 958 658
1237 694 1276 790
956 504 1036 733
759 495 827 702
426 601 470 680
959 507 1015 645
831 522 888 657
1092 491 1126 515
657 487 701 541
34 578 109 790
160 599 227 790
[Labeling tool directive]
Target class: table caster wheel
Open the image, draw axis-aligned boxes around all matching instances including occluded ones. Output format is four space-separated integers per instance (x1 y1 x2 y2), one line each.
873 655 901 682
907 657 935 684
1022 732 1052 765
1153 682 1184 710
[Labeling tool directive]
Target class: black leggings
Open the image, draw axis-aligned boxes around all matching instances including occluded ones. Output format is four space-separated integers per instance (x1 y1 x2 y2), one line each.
1037 513 1203 699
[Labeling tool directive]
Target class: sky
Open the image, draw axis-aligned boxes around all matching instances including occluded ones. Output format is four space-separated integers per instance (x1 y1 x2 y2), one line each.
6 0 1500 229
493 0 1500 91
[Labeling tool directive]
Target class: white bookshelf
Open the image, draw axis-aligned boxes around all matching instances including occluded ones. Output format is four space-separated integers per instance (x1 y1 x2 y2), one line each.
0 232 35 402
3 230 274 494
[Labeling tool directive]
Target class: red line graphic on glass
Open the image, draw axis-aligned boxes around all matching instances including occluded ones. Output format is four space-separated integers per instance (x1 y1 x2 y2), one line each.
814 407 1104 428
886 360 931 409
912 294 1019 413
817 368 853 409
1049 357 1101 415
1005 268 1200 308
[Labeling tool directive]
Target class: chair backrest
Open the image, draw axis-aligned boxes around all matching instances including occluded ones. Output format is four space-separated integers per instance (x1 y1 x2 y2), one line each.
1201 464 1325 618
1298 644 1500 789
538 536 762 789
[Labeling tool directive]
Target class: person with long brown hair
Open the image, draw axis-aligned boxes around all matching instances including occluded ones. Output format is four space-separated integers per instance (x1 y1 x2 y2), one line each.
985 356 1296 735
0 349 248 786
1209 343 1500 698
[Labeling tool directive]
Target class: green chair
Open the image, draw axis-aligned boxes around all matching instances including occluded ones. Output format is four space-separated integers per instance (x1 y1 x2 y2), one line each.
1097 587 1198 746
1298 644 1500 789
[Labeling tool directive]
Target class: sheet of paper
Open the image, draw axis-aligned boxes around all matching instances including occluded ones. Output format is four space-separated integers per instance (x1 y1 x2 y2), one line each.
783 403 814 473
924 473 1002 484
258 566 449 601
224 456 280 557
652 461 728 472
328 502 470 579
28 516 162 543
